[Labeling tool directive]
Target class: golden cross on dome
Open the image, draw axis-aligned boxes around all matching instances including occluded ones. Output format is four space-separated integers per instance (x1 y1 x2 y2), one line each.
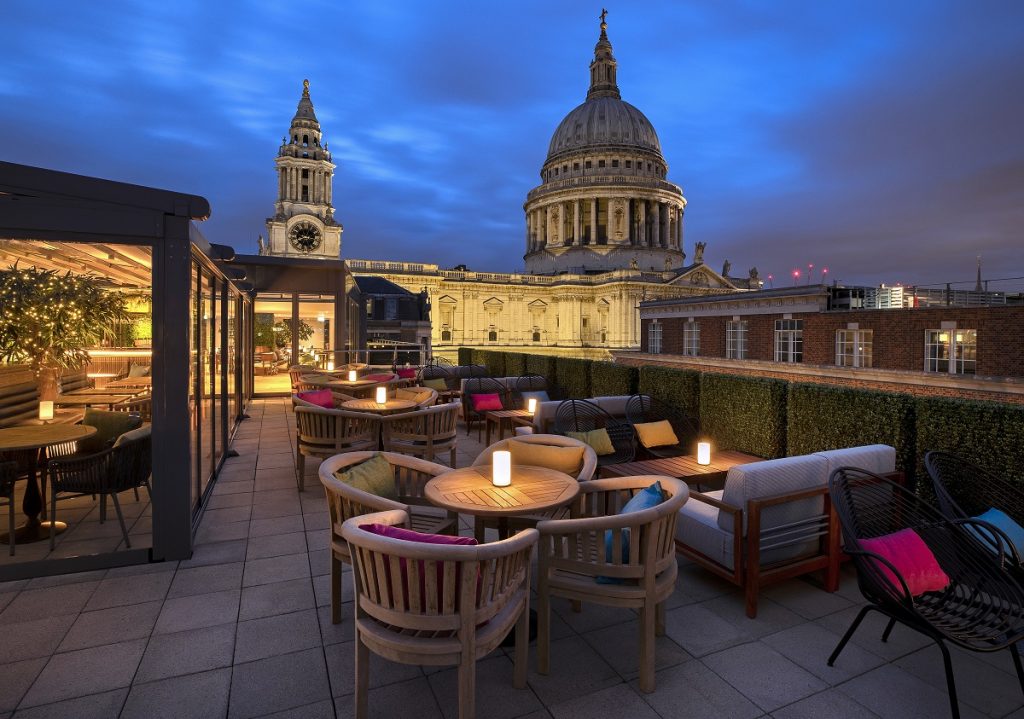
302 79 310 95
599 8 608 26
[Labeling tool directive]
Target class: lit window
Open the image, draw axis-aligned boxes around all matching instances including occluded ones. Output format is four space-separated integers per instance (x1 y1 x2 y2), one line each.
648 321 662 354
774 319 803 363
726 320 748 359
925 329 976 375
683 321 699 356
836 329 873 368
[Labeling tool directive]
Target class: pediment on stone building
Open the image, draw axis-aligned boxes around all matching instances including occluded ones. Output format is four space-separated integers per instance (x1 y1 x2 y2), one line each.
483 297 505 308
437 294 458 305
667 263 738 290
528 299 548 309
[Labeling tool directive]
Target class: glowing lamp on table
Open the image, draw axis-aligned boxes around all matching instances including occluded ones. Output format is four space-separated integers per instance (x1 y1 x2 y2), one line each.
492 450 511 487
326 360 334 371
375 386 387 406
348 370 357 382
39 401 54 422
697 442 711 466
527 398 537 414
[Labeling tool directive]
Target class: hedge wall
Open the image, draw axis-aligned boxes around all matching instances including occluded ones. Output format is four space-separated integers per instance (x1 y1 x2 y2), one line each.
555 357 592 399
915 396 1024 498
457 347 473 366
504 352 527 377
590 362 638 397
471 348 505 377
525 354 559 393
699 373 787 459
637 365 700 416
787 383 916 479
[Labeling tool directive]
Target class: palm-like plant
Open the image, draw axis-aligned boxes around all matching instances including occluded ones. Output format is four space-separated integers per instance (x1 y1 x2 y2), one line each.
0 265 128 401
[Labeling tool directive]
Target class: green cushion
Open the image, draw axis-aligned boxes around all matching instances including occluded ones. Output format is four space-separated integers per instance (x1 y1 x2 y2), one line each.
79 409 143 454
113 424 151 447
333 453 397 500
567 428 615 456
423 377 448 391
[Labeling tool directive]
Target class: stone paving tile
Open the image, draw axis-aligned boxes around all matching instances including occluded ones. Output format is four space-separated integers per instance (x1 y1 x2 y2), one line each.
120 668 231 719
581 620 691 681
772 688 881 719
0 582 100 625
153 589 240 635
167 561 244 598
234 608 322 663
1 615 76 663
0 658 48 713
228 648 331 719
248 515 305 538
760 622 885 685
57 601 161 652
894 643 1023 717
548 682 659 719
180 539 247 568
134 622 236 684
325 640 423 697
702 641 827 713
245 532 307 561
526 635 620 707
837 663 988 719
428 654 543 719
239 577 316 621
9 688 129 719
334 676 442 719
242 552 311 587
254 699 335 719
19 639 146 708
636 660 762 719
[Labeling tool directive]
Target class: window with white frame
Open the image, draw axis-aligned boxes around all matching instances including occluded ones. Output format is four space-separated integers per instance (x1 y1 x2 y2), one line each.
774 319 803 363
925 329 976 375
836 329 873 368
648 321 662 354
683 321 699 356
726 320 748 359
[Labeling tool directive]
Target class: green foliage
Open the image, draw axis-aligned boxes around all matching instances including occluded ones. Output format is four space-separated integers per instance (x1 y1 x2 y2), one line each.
590 362 638 397
0 265 128 372
915 396 1024 498
555 357 592 399
638 365 700 415
787 383 916 479
504 352 527 377
699 373 787 458
254 313 275 349
471 348 504 376
525 354 558 393
276 319 313 347
457 347 473 366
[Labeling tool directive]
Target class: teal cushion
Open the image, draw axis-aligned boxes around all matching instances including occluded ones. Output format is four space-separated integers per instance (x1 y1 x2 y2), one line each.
79 409 143 454
333 454 397 501
521 390 550 404
599 481 664 584
969 507 1024 557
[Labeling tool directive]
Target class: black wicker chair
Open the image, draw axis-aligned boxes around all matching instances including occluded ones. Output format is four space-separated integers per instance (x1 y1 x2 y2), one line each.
926 451 1024 567
553 399 635 467
46 431 152 550
515 374 548 393
462 377 511 439
624 394 699 459
828 466 1024 719
1 460 16 556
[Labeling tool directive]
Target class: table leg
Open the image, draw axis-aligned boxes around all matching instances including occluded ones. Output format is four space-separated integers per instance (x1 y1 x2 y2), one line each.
473 516 486 543
0 449 68 545
485 416 494 447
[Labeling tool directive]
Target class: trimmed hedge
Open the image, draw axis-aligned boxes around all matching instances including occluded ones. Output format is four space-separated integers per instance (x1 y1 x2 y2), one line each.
525 354 558 393
504 352 527 377
787 383 916 480
699 373 787 459
471 348 505 377
457 347 473 366
915 396 1024 498
637 365 700 416
555 357 592 399
590 362 639 397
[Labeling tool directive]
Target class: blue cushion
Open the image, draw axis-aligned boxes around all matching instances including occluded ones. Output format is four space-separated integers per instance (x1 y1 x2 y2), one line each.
599 481 664 584
521 390 550 404
969 507 1024 557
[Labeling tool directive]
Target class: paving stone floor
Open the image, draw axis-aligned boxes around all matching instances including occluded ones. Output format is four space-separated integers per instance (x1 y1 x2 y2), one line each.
0 398 1022 718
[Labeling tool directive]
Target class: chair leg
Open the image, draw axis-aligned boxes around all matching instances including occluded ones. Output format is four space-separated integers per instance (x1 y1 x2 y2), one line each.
655 601 666 637
133 487 140 501
296 453 305 492
110 493 130 549
355 632 369 719
639 601 656 693
828 605 873 666
1010 642 1024 696
458 650 476 719
49 491 57 551
881 617 896 643
514 594 529 689
331 554 343 624
450 447 456 468
936 639 960 719
8 498 14 556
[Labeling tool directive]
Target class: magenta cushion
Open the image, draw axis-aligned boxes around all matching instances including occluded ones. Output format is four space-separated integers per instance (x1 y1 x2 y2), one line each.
364 373 395 382
297 389 334 409
397 368 417 379
471 393 503 412
860 528 950 596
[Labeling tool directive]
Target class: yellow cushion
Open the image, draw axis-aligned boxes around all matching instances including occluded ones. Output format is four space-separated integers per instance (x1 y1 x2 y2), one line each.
423 377 448 391
634 420 679 449
333 454 398 500
567 428 615 456
507 440 585 477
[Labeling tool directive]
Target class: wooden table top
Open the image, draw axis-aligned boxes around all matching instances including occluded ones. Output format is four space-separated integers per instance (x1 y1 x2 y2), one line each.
486 409 533 419
55 395 133 407
341 398 417 414
425 465 580 518
0 424 97 452
17 409 85 427
106 377 152 388
599 450 760 481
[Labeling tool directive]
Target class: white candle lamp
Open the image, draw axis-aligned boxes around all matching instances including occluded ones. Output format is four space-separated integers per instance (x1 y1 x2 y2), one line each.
348 370 357 382
493 450 512 487
697 441 712 466
39 401 54 422
527 397 537 414
375 386 387 405
326 360 334 371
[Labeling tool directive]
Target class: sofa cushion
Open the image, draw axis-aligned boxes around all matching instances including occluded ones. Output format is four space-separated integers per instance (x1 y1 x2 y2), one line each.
592 396 631 418
364 373 396 382
567 428 615 456
296 389 334 409
860 528 950 596
814 444 896 477
113 424 152 447
719 454 829 534
127 363 150 377
423 377 448 391
969 507 1024 557
334 454 397 500
79 409 143 454
396 368 418 379
521 390 550 404
470 393 502 412
634 420 679 449
508 440 584 478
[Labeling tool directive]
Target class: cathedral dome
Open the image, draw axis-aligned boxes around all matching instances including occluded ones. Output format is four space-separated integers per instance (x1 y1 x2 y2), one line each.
546 96 662 162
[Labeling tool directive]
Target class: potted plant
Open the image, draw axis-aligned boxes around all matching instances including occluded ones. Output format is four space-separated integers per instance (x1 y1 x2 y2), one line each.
0 265 128 401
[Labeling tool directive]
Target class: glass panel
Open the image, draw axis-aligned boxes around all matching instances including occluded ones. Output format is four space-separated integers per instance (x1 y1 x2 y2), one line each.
253 294 294 394
200 271 214 497
298 294 335 370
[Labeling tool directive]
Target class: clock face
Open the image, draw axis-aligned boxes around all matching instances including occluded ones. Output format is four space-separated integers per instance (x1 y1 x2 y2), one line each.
289 221 322 253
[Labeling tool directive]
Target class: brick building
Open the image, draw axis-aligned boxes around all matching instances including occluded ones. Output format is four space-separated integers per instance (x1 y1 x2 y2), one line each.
628 286 1024 403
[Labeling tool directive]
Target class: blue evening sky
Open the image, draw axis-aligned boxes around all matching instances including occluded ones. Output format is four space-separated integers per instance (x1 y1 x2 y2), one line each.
2 1 1023 290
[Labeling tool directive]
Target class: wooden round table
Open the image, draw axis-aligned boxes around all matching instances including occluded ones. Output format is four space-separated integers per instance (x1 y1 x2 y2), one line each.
341 398 417 414
0 423 98 544
425 465 580 542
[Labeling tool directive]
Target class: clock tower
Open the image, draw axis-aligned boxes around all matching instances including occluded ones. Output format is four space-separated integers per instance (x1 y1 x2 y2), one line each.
263 79 342 259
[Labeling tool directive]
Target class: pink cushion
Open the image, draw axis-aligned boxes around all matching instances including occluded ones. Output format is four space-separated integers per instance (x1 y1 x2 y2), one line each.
360 524 477 611
297 389 334 409
397 368 417 379
364 373 395 382
860 528 950 596
471 393 503 412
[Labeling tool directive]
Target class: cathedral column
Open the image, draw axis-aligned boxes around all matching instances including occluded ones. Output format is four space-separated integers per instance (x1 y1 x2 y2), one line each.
573 200 581 245
590 198 597 245
544 205 552 247
639 200 647 246
652 202 661 249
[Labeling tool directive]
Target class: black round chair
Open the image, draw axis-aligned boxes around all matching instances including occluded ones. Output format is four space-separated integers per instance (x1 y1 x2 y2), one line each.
462 377 510 438
516 374 547 393
553 399 635 467
624 395 699 459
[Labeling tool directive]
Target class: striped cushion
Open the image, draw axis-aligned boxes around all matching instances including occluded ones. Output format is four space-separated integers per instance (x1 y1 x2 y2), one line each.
718 455 828 534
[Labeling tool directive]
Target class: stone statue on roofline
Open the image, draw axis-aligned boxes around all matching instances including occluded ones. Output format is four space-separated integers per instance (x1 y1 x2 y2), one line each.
257 234 266 255
722 259 731 277
749 266 760 281
694 241 706 263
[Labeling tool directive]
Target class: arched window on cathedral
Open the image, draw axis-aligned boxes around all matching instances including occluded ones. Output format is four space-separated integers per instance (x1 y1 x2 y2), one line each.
532 331 541 343
488 330 497 342
441 329 451 342
302 135 309 147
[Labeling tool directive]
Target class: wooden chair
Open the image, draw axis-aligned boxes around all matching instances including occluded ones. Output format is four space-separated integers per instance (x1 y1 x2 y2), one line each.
342 509 537 719
537 476 688 693
0 461 16 556
318 452 459 624
294 406 380 491
395 386 439 408
112 395 151 423
553 399 636 467
288 364 318 392
382 402 460 466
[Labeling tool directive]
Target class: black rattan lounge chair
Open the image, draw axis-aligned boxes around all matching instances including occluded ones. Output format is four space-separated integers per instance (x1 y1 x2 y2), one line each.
624 394 699 459
462 377 510 439
553 399 635 467
828 466 1024 719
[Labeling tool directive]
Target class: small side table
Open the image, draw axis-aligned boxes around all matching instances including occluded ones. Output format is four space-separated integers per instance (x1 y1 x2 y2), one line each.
484 409 534 445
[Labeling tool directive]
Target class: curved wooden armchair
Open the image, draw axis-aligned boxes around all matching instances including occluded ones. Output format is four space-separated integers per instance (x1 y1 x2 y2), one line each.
395 386 439 408
472 434 597 482
289 364 318 392
342 509 537 719
294 406 380 491
382 402 460 466
828 467 1024 718
624 394 699 459
553 399 636 467
536 476 688 693
319 453 460 624
112 396 152 423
